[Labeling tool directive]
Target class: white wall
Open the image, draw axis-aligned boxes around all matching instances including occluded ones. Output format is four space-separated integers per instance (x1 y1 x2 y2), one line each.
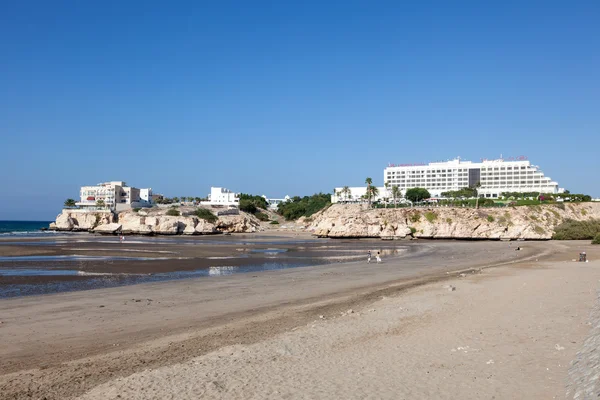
201 187 240 206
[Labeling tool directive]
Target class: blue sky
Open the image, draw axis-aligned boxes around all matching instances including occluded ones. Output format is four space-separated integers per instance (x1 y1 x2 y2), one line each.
1 1 598 220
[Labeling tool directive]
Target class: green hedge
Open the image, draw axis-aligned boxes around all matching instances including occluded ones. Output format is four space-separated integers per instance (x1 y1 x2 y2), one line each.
166 208 180 216
195 208 217 223
552 219 600 240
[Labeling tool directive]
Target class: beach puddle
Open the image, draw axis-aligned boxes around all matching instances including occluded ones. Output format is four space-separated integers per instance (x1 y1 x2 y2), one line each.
0 261 319 298
0 255 180 262
0 268 80 276
249 248 288 255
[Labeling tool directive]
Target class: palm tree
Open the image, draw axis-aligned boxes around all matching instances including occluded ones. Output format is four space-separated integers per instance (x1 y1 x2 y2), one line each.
96 199 106 209
365 177 373 208
342 186 351 203
64 198 76 208
369 186 379 205
391 185 401 208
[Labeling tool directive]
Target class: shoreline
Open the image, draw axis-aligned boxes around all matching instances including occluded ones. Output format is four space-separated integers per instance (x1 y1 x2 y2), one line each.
0 239 597 399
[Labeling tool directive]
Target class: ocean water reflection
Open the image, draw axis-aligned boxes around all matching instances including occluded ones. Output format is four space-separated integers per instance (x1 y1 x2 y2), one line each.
0 261 318 298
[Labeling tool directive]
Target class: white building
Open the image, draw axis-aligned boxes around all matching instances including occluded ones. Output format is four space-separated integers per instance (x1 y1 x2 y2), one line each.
77 181 153 210
262 195 291 210
201 187 240 206
384 157 563 199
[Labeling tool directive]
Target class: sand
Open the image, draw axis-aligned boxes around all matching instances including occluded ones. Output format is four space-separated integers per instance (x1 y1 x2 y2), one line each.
0 238 598 399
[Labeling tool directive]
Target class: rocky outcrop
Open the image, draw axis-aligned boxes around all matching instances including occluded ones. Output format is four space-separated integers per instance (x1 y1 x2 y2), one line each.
309 203 600 240
51 211 115 231
93 223 122 234
50 206 260 235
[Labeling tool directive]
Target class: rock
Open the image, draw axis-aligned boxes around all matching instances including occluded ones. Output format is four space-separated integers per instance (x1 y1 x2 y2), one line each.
93 223 122 234
51 206 262 236
195 219 218 234
52 210 115 231
307 203 600 240
346 309 354 314
183 224 197 235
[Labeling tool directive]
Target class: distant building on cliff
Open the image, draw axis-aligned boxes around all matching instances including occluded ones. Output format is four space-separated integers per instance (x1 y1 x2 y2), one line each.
77 181 153 211
331 156 565 204
201 187 240 206
384 157 564 199
262 195 291 210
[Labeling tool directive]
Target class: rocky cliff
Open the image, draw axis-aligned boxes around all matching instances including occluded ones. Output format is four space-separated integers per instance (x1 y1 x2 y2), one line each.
50 206 261 235
308 203 600 240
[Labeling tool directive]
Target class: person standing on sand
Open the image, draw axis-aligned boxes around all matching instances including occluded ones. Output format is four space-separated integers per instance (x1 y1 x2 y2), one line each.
367 250 372 263
376 251 382 263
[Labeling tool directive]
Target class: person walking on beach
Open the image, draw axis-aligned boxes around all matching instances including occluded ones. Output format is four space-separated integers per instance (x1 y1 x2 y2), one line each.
376 251 382 263
367 250 372 263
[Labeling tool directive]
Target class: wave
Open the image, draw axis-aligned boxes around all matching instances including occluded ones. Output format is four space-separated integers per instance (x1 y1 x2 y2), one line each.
0 230 60 236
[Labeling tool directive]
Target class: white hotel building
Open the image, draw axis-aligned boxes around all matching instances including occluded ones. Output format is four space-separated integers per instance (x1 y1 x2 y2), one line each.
384 157 563 198
77 181 153 211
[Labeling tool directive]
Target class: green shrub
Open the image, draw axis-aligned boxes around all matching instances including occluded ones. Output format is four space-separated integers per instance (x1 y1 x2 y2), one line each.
592 233 600 244
553 219 600 240
409 227 417 234
239 194 268 209
534 225 545 235
194 208 217 223
487 215 494 223
278 193 331 220
270 220 279 225
239 199 258 214
166 208 181 216
409 213 421 223
582 209 588 216
255 211 270 221
424 212 437 223
132 208 141 212
446 218 452 224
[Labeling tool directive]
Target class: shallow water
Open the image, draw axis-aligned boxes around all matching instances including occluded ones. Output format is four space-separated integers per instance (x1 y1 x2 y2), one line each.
0 255 180 262
0 268 80 276
0 261 320 298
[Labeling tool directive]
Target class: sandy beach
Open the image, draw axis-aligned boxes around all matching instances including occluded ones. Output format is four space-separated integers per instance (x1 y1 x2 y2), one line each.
0 235 598 399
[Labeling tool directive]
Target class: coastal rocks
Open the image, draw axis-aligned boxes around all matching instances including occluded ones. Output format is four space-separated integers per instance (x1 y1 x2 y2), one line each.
93 223 122 234
194 219 218 234
51 206 261 235
51 210 115 231
152 216 186 235
216 215 259 233
308 203 600 240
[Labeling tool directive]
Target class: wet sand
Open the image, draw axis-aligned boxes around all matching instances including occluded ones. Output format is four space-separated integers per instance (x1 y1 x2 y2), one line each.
0 235 595 399
0 233 406 297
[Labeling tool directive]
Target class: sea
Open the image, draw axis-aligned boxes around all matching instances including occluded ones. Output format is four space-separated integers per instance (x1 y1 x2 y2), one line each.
0 220 53 236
